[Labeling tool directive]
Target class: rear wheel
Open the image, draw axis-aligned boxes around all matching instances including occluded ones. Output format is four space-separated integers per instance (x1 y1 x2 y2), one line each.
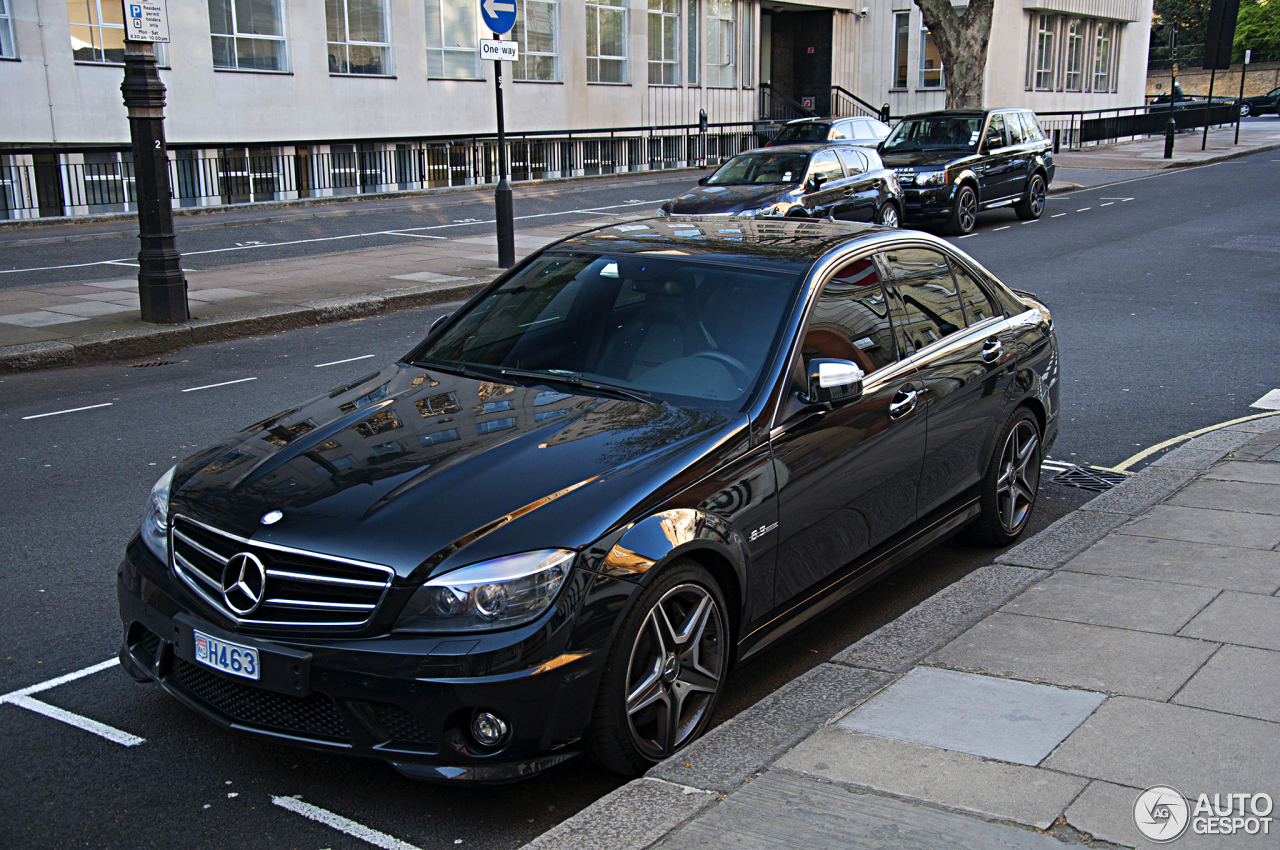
943 185 978 235
586 559 730 776
877 201 900 228
970 407 1042 546
1240 102 1252 117
1014 173 1047 221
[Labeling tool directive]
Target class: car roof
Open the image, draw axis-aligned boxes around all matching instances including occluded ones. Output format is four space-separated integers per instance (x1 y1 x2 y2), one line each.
739 142 830 154
784 117 836 125
897 108 1029 120
547 216 894 271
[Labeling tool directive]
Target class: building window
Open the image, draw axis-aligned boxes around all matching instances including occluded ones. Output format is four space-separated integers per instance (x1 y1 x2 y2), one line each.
68 0 124 63
326 0 391 75
208 0 287 72
687 0 699 84
1033 14 1055 90
741 0 753 86
647 0 679 84
0 0 16 58
919 24 943 89
1093 21 1113 92
1062 18 1084 91
587 0 627 83
513 0 558 81
893 12 909 88
705 0 735 87
425 0 481 78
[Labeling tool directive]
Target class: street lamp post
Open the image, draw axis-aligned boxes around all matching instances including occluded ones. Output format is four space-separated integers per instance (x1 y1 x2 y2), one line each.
1164 28 1177 160
492 31 515 270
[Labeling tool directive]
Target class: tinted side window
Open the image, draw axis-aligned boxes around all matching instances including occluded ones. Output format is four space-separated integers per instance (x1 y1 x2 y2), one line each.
1007 112 1026 145
808 150 845 183
802 257 898 375
830 121 851 140
949 261 1000 325
836 147 866 175
881 248 965 352
985 114 1008 148
1021 111 1046 141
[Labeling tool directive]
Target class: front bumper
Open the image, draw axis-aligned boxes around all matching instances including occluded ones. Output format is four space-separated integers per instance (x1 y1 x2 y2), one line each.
117 535 635 782
900 184 957 222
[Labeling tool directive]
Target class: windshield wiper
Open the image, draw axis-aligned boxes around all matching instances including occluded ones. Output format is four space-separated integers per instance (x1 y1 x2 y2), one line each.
408 357 500 382
499 367 657 404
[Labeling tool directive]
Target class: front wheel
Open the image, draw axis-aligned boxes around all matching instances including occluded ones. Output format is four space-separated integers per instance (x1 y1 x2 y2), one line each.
970 407 1042 546
943 185 978 235
1240 102 1251 117
586 559 730 776
877 201 901 228
1014 173 1047 221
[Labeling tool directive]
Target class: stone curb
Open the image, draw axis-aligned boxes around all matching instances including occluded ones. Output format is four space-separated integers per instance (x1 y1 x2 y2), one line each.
528 423 1268 850
0 278 488 374
1162 140 1280 169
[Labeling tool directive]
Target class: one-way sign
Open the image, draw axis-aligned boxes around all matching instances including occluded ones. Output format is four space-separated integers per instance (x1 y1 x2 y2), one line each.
481 0 516 35
481 39 519 61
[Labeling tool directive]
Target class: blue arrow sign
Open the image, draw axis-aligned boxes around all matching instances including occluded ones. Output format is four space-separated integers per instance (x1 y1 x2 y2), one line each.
481 0 517 35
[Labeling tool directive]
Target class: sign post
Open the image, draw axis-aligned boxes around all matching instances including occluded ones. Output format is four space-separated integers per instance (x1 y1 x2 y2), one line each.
1235 49 1250 145
480 0 518 269
120 0 187 323
1202 0 1241 150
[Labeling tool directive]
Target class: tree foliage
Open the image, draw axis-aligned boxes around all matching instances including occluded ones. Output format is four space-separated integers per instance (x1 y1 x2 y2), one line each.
1153 0 1212 46
914 0 996 108
1234 0 1280 62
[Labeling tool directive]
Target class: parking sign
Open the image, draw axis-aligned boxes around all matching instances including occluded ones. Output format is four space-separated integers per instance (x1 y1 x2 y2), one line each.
123 0 170 43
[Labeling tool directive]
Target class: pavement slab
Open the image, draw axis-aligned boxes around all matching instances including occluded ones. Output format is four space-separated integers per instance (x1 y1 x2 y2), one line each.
930 612 1219 699
1180 591 1280 651
1044 696 1280 796
655 769 1069 849
1080 466 1199 516
523 778 715 850
1060 534 1280 594
1151 447 1237 471
836 667 1105 766
993 509 1129 569
776 728 1088 830
1168 479 1280 516
999 570 1220 634
1206 460 1280 486
1065 780 1246 850
1117 505 1280 550
1173 645 1280 723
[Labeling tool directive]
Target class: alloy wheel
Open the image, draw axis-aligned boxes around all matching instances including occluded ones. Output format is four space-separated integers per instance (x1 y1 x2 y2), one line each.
996 420 1040 534
957 188 977 232
879 203 900 228
1028 176 1046 217
623 583 725 761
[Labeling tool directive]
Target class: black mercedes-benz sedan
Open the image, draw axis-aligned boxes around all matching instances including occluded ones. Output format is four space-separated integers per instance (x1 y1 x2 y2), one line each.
660 144 904 226
117 217 1058 783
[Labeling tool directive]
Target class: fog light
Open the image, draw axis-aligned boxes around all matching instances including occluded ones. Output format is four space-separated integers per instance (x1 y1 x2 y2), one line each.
471 711 508 746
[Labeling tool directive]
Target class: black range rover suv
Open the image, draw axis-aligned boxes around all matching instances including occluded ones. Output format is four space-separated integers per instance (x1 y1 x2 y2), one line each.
878 108 1054 235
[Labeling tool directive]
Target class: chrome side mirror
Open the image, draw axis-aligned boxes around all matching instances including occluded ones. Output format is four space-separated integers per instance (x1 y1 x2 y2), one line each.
803 358 864 405
805 173 827 194
429 312 451 334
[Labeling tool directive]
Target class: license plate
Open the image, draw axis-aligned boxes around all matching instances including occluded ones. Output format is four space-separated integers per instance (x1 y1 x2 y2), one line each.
194 630 259 681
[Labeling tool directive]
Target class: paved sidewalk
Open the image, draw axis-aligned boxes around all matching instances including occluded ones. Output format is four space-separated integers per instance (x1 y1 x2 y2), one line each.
529 420 1280 850
2 120 1278 372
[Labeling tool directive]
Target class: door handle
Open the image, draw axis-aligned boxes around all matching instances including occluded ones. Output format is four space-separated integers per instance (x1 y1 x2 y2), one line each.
843 189 853 196
982 338 1003 362
889 389 917 419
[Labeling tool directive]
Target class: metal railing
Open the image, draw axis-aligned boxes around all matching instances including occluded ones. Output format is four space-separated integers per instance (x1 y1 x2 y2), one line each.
1036 101 1240 150
758 83 817 122
829 86 885 121
1 122 771 221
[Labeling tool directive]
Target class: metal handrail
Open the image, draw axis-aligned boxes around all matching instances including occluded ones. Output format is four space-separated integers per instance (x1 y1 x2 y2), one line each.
829 86 884 120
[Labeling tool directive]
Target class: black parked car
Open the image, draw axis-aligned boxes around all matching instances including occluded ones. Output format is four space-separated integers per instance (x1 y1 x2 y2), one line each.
661 144 904 226
118 218 1058 783
1240 86 1280 117
765 116 892 147
878 109 1055 235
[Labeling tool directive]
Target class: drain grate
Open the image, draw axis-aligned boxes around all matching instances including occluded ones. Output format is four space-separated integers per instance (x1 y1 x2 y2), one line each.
130 360 176 368
1051 466 1130 492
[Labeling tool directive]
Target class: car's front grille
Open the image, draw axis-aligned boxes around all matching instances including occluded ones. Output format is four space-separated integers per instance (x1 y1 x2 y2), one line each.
369 702 438 750
170 515 393 628
171 657 350 741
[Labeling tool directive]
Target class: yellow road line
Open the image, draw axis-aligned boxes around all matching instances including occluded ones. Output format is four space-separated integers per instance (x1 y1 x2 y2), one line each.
1096 410 1280 473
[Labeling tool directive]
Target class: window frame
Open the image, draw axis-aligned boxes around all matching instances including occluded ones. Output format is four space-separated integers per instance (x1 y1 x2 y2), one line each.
798 257 903 379
892 12 910 89
586 0 628 83
1033 13 1056 91
1063 17 1085 92
705 0 736 88
326 0 394 77
918 23 943 90
647 0 680 86
686 0 699 85
513 0 559 82
1092 20 1113 92
0 0 16 59
425 0 483 80
878 247 966 356
208 0 289 73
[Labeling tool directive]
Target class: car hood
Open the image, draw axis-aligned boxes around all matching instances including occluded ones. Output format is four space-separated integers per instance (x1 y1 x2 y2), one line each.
878 150 976 168
662 184 797 215
168 363 744 581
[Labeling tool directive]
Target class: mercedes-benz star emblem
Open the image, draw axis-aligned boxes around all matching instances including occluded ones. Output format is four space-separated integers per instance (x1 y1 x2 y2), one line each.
260 510 283 525
221 552 267 616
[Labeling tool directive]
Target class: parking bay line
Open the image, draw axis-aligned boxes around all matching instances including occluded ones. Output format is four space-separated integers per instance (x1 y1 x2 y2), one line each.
21 402 114 420
182 377 258 393
272 797 423 850
1 657 146 747
315 354 375 368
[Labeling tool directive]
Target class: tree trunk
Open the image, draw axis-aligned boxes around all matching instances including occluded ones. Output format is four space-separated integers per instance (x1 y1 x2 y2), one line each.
915 0 995 108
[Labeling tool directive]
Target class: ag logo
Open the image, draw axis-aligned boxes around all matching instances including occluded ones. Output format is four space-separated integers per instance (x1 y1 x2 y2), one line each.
1135 785 1190 843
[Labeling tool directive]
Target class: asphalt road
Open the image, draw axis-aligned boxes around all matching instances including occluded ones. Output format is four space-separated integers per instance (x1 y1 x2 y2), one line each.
1 148 1277 849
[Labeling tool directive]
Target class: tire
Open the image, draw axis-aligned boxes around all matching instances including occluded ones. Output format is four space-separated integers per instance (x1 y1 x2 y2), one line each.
1014 173 1047 221
943 184 978 235
970 407 1042 546
586 559 730 776
877 201 900 228
1240 103 1251 117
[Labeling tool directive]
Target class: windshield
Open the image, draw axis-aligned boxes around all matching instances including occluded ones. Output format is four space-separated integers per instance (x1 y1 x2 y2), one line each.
706 151 810 186
881 116 984 152
769 123 830 144
412 253 802 409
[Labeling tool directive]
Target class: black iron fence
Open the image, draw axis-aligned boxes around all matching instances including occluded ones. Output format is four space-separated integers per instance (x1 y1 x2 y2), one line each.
1036 100 1240 149
1 122 770 221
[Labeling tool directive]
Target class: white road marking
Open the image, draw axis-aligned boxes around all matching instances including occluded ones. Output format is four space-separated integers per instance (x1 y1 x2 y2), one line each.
1051 213 1067 218
1251 389 1280 410
0 658 120 702
6 695 145 747
1100 202 1114 206
958 233 978 239
21 402 114 420
1022 220 1038 225
1099 197 1135 201
181 377 258 393
1076 207 1091 212
314 354 375 368
272 797 423 850
388 232 446 239
992 226 1010 231
102 260 140 267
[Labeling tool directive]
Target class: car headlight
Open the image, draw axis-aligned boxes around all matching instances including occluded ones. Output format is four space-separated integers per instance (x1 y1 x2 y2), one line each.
917 169 948 187
140 465 176 564
395 549 575 632
734 205 777 217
